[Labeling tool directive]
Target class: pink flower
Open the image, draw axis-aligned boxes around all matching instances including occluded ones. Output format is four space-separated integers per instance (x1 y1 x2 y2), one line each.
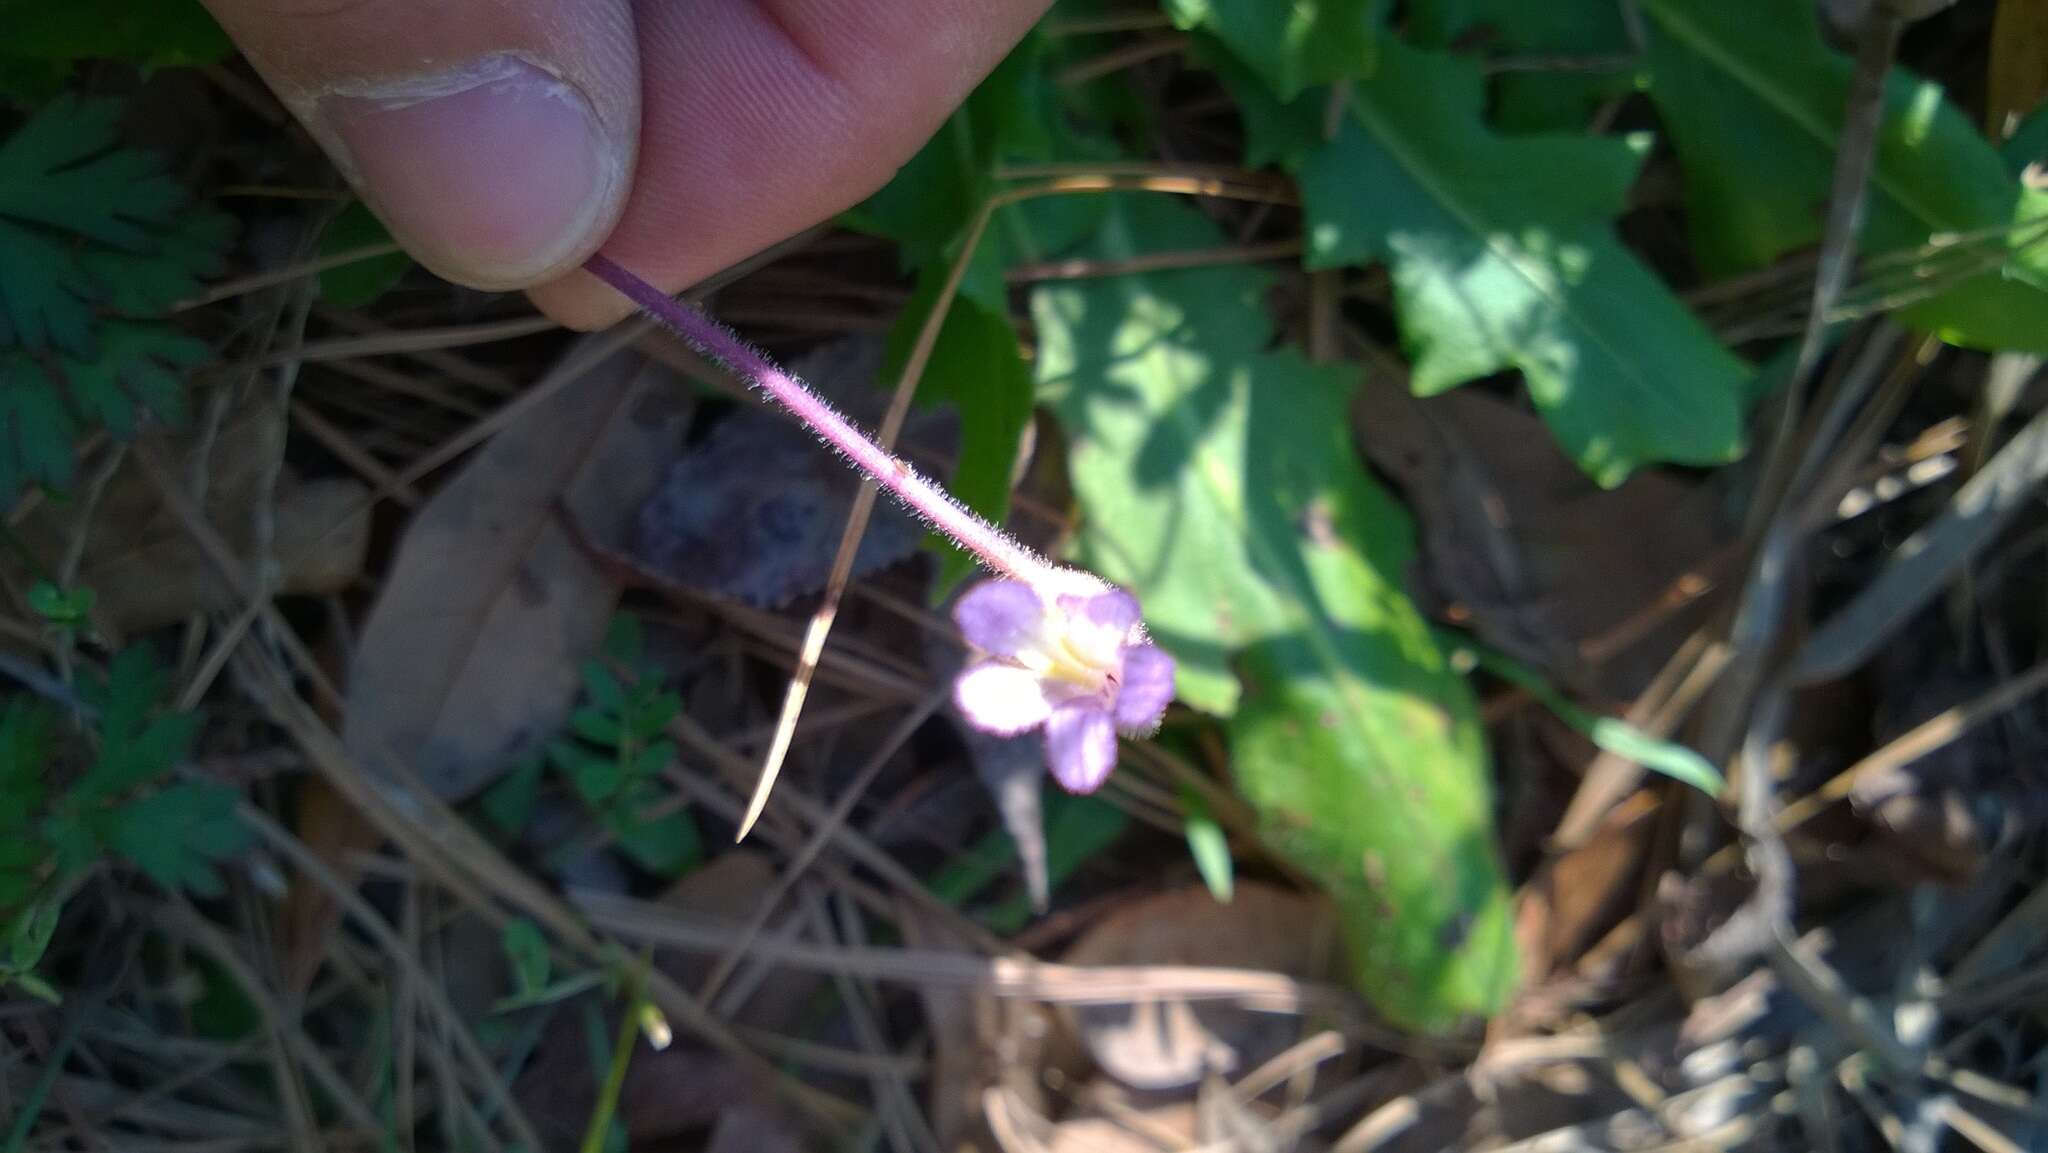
951 580 1176 794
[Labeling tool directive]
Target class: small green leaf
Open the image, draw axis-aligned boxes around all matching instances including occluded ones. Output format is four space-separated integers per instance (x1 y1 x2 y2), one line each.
1181 789 1234 904
500 918 551 996
569 707 622 747
1294 41 1748 484
27 580 92 625
7 899 59 971
0 355 79 496
59 322 205 436
316 201 412 308
602 614 644 666
0 95 230 354
1162 0 1382 100
76 651 203 803
550 740 621 805
482 751 545 835
580 662 626 716
2004 101 2048 176
107 782 249 897
1640 0 2048 353
623 691 679 744
612 807 699 877
8 969 61 1004
1445 631 1724 795
628 739 676 783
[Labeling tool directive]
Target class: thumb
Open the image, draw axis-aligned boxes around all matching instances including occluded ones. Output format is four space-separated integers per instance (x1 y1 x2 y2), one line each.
204 0 639 290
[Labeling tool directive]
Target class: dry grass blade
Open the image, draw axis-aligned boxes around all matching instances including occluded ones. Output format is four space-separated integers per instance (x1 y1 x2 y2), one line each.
1795 402 2048 684
734 193 995 843
247 316 560 368
573 890 1363 1015
703 692 947 1002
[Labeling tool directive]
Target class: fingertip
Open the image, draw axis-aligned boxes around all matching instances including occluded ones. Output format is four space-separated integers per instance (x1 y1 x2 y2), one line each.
525 263 638 330
319 57 631 290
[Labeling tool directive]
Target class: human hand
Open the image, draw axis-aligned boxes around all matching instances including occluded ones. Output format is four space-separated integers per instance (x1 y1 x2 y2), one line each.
200 0 1051 326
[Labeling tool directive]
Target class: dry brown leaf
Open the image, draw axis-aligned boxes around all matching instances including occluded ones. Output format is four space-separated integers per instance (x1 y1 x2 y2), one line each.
344 341 693 798
277 774 382 994
1353 375 1726 700
1059 883 1336 1092
10 405 369 634
1513 790 1659 983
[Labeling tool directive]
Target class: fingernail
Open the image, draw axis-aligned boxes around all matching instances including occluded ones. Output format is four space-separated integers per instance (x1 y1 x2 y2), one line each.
319 56 620 289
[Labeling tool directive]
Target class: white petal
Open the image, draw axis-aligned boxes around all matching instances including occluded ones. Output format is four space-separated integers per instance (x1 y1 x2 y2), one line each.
953 662 1054 736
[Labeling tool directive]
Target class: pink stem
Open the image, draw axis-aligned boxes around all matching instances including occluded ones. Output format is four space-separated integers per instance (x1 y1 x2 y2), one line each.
584 254 1050 585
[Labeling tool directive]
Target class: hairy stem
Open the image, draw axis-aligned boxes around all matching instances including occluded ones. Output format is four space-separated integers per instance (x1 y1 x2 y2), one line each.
582 255 1053 586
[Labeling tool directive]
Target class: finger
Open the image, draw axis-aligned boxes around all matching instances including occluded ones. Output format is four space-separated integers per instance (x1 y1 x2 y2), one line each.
527 0 1050 329
202 0 640 290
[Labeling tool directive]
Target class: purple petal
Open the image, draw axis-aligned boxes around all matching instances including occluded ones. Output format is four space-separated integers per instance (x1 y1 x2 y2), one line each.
1044 703 1117 794
1062 589 1140 635
954 662 1053 736
953 581 1044 656
1113 644 1176 732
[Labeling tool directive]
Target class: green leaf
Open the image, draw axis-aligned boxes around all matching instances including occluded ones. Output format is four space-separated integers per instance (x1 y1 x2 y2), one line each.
76 649 202 803
0 0 232 70
1443 630 1724 795
107 782 249 897
7 968 61 1004
1162 0 1382 100
602 613 644 667
27 581 93 625
481 751 544 835
0 95 228 353
1296 41 1748 484
580 661 626 716
623 690 678 744
1407 0 1638 132
612 806 699 877
549 740 621 805
1033 194 1515 1031
1193 35 1326 170
1181 788 1234 904
1639 0 2048 353
316 201 412 308
7 900 60 971
2005 101 2048 176
0 355 79 496
500 917 551 997
59 322 204 436
628 739 675 783
569 707 622 747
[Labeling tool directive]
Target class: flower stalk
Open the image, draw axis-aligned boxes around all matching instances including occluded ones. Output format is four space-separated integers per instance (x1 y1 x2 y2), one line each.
582 256 1175 793
584 254 1054 586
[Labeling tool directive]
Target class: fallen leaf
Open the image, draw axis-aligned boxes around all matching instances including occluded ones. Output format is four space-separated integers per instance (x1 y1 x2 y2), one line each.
277 774 380 994
1513 790 1658 982
1353 370 1727 701
633 334 952 607
10 404 370 634
345 340 693 798
1059 883 1335 1091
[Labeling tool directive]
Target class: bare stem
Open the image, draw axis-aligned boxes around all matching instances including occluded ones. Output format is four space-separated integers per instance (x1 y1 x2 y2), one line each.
583 254 1054 586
